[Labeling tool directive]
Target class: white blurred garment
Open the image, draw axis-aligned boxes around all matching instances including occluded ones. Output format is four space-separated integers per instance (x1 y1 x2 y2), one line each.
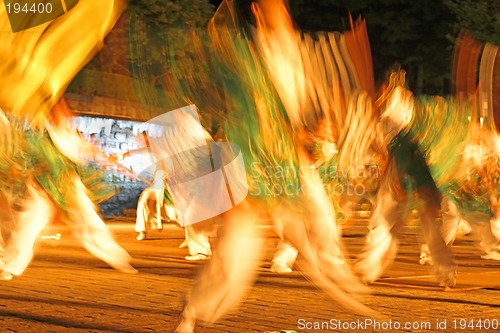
420 198 500 261
183 220 215 257
2 175 135 276
1 122 135 276
357 159 456 286
135 187 168 233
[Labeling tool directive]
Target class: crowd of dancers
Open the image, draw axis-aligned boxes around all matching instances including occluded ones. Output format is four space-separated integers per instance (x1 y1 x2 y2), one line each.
0 1 499 333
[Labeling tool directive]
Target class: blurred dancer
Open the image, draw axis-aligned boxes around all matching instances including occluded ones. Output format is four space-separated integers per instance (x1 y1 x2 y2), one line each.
126 119 216 260
134 180 214 261
171 2 382 332
135 169 170 240
418 197 500 265
419 198 472 265
0 99 136 281
356 79 460 287
0 0 128 280
357 33 500 285
0 109 25 267
134 168 214 261
270 118 348 273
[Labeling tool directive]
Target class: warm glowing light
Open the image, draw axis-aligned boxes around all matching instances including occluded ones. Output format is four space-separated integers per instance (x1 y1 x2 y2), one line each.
0 0 126 128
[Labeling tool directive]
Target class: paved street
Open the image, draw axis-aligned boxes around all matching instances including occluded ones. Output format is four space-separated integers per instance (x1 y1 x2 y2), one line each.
0 217 499 333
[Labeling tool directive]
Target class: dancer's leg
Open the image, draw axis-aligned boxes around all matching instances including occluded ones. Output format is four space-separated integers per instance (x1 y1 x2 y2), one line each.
184 218 215 260
418 198 456 286
419 197 462 265
356 161 408 284
1 181 55 277
266 166 377 318
270 241 298 273
480 218 500 260
440 198 463 245
155 188 164 230
67 175 136 273
0 190 16 256
135 189 151 236
176 198 263 331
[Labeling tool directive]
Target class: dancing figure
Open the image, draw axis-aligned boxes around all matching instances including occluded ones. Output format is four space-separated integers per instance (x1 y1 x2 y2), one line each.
0 0 131 280
0 100 136 281
164 1 383 331
135 169 173 240
357 33 500 286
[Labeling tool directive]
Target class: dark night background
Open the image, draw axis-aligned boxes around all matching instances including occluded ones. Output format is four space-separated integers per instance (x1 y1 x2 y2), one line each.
206 0 499 95
72 0 499 102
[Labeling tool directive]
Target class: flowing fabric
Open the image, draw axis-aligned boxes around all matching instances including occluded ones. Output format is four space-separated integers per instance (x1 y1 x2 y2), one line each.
0 0 126 129
164 1 384 328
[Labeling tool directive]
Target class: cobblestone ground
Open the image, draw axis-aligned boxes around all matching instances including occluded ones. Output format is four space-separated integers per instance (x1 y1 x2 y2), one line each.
0 217 498 332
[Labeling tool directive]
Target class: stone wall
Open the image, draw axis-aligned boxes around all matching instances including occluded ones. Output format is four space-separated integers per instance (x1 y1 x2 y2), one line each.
67 94 218 217
74 116 151 217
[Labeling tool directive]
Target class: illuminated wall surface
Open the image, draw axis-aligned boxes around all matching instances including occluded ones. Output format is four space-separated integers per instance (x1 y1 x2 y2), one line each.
74 116 158 217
